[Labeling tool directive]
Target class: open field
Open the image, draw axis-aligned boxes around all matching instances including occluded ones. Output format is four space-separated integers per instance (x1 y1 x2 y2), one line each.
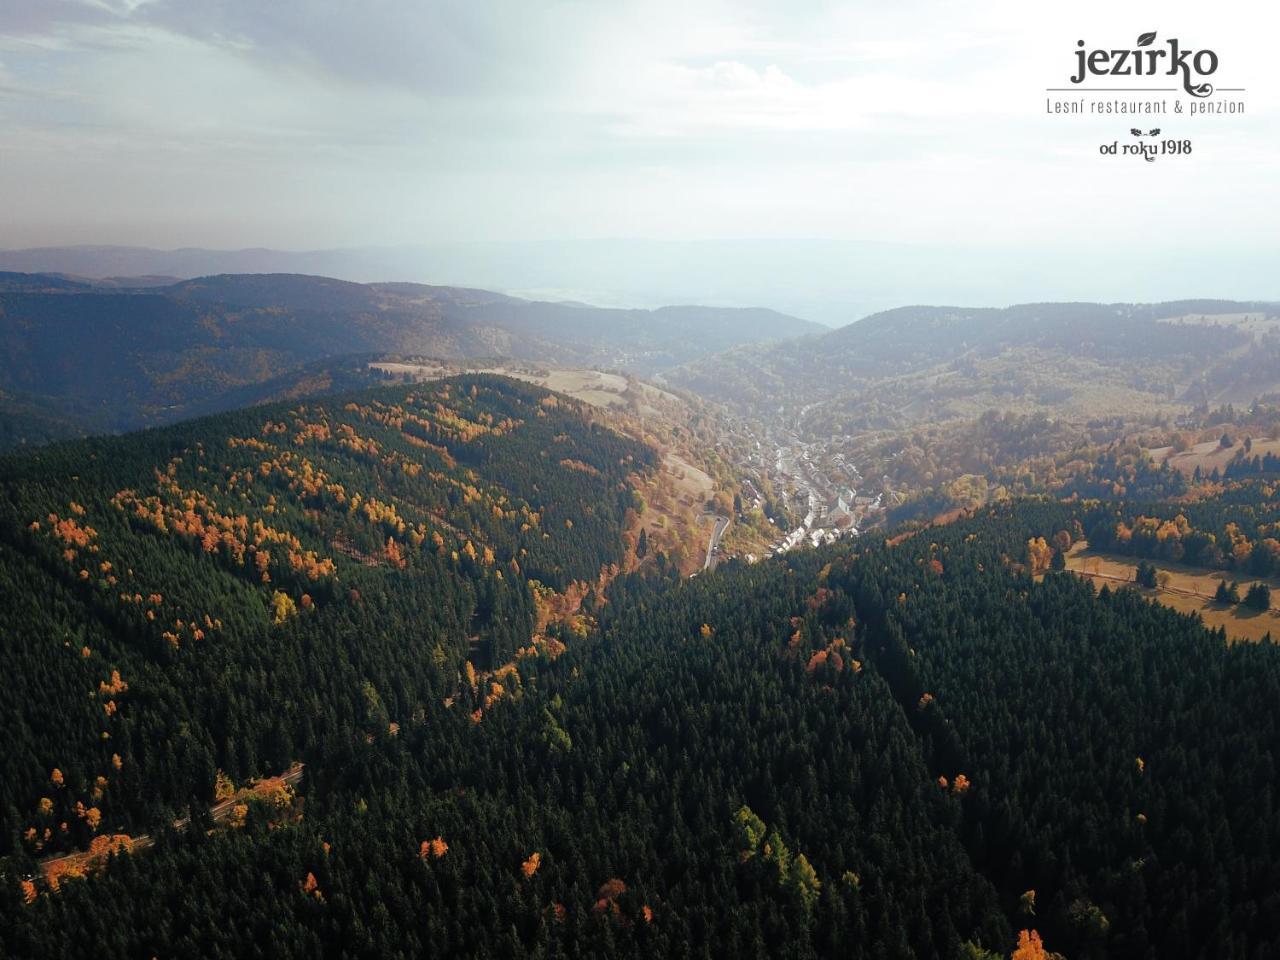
494 367 630 408
1159 312 1279 338
480 366 685 414
665 452 714 506
369 360 452 380
370 361 631 407
1147 437 1280 476
369 360 691 413
1065 543 1280 644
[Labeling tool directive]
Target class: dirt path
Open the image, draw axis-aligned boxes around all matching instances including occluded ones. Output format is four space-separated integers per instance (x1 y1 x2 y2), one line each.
37 763 304 881
1072 567 1214 602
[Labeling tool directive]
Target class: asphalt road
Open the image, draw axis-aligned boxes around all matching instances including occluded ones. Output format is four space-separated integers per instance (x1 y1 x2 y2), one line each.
703 514 730 571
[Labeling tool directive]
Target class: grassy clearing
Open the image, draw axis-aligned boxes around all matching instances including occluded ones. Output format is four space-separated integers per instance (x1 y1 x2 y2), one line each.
1147 437 1280 476
1159 312 1280 338
1065 543 1280 643
527 369 629 407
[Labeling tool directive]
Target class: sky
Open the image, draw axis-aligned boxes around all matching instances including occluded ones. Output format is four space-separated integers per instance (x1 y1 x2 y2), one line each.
1 1 1277 320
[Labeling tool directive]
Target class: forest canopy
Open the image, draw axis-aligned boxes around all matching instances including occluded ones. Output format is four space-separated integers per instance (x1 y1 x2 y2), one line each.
1 377 1278 959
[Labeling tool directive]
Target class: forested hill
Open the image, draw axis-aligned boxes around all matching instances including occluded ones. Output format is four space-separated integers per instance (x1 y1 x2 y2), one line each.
0 271 818 447
0 375 651 870
4 408 1280 959
667 299 1280 426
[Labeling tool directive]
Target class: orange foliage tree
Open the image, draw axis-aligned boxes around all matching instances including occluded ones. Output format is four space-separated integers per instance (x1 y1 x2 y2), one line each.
521 851 541 878
1011 929 1052 960
420 837 448 859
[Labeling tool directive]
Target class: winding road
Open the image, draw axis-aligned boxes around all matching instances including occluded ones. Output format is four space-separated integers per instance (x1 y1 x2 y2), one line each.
702 514 730 571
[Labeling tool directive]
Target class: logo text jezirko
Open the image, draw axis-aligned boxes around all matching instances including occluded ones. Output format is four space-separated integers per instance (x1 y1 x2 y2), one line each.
1072 32 1217 97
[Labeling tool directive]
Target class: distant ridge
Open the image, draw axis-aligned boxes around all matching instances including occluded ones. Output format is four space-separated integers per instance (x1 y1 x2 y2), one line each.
668 298 1280 425
0 270 819 448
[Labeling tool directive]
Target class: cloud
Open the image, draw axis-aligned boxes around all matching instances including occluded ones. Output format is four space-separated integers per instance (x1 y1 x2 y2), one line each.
0 0 1276 270
2 0 633 99
608 48 1024 139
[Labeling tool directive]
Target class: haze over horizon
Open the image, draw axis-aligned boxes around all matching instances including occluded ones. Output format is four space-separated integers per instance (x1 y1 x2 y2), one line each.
3 0 1278 321
3 238 1279 328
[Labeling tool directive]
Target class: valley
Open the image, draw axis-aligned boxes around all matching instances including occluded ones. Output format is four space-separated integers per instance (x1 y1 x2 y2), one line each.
9 4 1280 954
4 279 1280 960
373 359 894 561
667 301 1280 530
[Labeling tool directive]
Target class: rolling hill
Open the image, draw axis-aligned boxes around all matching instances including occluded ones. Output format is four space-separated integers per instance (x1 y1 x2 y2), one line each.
0 271 818 448
668 300 1280 428
0 374 653 857
660 299 1280 528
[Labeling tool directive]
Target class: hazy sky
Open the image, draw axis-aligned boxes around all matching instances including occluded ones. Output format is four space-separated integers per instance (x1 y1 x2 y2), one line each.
2 0 1277 312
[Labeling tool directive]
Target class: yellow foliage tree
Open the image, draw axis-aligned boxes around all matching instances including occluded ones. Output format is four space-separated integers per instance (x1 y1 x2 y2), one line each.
1026 537 1053 575
272 590 298 625
789 853 822 911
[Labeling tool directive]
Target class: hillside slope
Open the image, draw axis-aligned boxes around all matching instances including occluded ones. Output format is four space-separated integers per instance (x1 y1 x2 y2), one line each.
4 473 1280 957
670 300 1280 425
0 272 818 446
0 374 653 865
664 300 1280 522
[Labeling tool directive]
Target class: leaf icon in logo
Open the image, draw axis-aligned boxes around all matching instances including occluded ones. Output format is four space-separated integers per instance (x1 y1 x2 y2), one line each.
1148 128 1161 136
1130 128 1142 136
1137 32 1157 47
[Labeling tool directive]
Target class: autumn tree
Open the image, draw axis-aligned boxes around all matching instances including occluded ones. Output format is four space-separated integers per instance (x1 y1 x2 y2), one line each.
420 837 448 859
789 853 821 911
1026 537 1053 575
271 590 298 624
1011 929 1050 960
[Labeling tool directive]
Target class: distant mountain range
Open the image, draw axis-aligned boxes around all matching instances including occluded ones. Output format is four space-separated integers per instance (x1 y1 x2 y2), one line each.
7 262 1278 472
11 241 1277 327
0 246 404 284
667 300 1280 432
0 270 818 448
